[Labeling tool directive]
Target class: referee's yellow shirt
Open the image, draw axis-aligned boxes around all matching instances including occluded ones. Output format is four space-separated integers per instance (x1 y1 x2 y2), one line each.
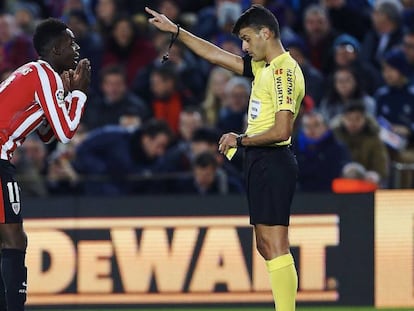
245 51 305 146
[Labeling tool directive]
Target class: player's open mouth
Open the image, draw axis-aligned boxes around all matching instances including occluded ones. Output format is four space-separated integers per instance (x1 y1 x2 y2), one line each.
74 56 79 64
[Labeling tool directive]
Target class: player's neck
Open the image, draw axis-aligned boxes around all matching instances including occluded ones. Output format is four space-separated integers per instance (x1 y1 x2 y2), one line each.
39 56 63 74
265 40 286 64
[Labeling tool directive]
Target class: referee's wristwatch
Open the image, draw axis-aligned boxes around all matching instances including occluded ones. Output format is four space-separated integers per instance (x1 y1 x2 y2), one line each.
236 134 246 147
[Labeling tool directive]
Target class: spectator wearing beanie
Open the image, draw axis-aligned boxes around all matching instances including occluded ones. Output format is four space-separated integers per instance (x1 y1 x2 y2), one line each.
331 33 382 95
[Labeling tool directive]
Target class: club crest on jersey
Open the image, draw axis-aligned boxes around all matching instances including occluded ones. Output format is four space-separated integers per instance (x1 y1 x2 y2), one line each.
12 203 20 215
55 89 65 107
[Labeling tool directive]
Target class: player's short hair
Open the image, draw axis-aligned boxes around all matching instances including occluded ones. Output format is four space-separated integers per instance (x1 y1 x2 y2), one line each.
33 18 68 57
141 119 173 139
191 127 220 144
232 4 280 38
193 151 218 169
343 101 366 114
100 65 127 83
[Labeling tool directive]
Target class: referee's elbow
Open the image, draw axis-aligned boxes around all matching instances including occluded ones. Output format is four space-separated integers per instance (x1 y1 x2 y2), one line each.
274 129 291 142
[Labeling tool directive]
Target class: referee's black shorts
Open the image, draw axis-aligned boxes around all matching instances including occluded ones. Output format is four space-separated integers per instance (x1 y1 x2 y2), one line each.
0 159 22 224
244 145 298 226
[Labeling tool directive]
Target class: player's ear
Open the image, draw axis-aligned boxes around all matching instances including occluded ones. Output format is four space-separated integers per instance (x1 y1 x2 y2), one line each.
51 44 62 56
259 28 270 40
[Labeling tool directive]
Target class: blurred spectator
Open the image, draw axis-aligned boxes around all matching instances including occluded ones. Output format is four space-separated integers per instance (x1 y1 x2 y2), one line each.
65 10 103 92
301 4 338 74
250 0 293 37
284 36 325 104
217 76 250 133
12 2 40 36
0 13 37 72
202 66 234 127
156 0 194 30
10 147 48 197
160 126 243 185
402 0 414 29
375 48 414 187
294 111 350 192
20 135 48 176
74 119 173 195
331 102 389 183
160 126 220 173
149 63 196 134
66 9 103 91
193 0 242 49
321 0 371 41
132 33 206 103
177 107 204 142
83 65 149 130
46 124 88 195
402 27 414 84
94 0 118 40
0 66 14 82
119 106 143 132
331 33 382 95
320 67 376 122
332 162 379 193
376 49 414 143
292 95 316 136
361 0 404 69
102 15 157 85
157 108 204 176
172 151 244 195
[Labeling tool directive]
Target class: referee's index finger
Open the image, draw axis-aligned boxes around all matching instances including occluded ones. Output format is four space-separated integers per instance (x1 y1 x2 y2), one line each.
145 7 158 17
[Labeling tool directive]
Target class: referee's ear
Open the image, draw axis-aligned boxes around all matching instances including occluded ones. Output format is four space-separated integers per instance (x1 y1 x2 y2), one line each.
259 28 272 40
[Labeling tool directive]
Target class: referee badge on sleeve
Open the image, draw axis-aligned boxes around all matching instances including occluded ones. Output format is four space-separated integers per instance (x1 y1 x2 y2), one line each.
250 99 261 119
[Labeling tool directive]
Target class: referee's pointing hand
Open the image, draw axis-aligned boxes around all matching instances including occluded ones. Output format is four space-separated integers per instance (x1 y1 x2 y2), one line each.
145 7 177 34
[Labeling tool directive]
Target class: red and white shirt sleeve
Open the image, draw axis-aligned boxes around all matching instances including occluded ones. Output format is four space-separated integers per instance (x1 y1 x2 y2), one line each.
33 61 87 144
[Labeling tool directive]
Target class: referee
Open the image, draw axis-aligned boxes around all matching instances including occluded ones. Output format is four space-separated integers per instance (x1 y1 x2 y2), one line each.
146 5 304 311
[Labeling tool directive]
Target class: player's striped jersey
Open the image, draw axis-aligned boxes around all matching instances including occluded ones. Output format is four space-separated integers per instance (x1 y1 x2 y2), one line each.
0 60 87 160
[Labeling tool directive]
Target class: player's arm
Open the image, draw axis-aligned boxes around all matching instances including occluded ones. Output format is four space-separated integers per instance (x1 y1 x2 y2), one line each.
36 120 56 144
145 7 244 75
35 59 90 144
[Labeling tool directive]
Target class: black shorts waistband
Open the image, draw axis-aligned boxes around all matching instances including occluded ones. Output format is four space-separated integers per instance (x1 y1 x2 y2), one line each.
245 145 290 151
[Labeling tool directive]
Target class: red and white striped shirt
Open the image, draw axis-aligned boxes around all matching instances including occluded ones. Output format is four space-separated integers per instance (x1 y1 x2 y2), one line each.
0 60 87 160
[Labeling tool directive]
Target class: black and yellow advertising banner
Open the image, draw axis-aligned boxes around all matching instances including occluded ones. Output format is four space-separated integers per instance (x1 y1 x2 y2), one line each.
20 192 411 308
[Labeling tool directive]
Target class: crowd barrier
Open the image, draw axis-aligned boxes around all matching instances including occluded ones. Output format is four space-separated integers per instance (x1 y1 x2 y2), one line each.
22 191 413 309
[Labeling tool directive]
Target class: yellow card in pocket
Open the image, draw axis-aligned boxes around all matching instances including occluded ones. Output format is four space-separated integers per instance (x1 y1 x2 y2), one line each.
224 147 237 160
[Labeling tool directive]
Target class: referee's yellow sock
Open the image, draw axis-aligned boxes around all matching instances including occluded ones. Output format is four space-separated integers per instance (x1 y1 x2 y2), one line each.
266 253 297 311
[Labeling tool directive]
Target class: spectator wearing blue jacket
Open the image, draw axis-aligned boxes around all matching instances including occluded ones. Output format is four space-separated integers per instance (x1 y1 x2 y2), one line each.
74 119 173 195
293 111 351 192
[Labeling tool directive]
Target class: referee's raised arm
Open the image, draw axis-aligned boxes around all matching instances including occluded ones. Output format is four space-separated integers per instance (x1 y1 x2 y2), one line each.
145 7 244 75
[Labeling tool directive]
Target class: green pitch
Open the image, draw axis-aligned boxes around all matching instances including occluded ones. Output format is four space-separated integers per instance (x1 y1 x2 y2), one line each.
29 307 413 311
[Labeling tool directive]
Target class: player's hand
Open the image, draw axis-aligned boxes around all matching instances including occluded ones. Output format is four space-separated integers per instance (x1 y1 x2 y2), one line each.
60 70 74 95
218 132 238 155
145 7 179 34
72 58 91 93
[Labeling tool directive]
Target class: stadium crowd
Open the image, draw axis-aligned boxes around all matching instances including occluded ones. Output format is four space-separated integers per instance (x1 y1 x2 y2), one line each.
1 0 414 196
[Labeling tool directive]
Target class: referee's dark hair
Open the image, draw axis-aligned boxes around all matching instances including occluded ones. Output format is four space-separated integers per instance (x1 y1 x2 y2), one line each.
232 4 280 38
33 18 68 57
